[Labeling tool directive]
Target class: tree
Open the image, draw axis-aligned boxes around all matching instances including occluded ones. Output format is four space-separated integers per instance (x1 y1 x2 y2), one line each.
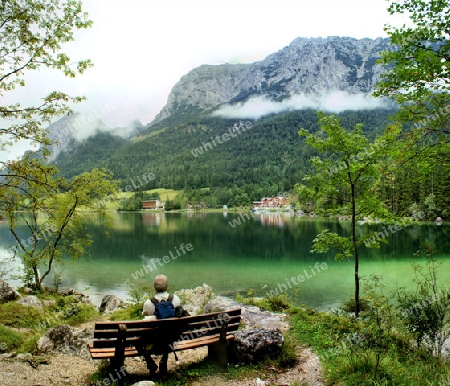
0 1 115 290
0 0 92 156
298 113 400 316
3 163 117 290
375 0 450 162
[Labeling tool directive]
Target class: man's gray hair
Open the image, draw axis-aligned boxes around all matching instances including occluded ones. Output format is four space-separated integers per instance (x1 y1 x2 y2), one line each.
154 274 168 292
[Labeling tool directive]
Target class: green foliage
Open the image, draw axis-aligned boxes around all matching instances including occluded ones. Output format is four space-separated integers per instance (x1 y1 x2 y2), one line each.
125 280 153 305
375 0 450 201
299 112 401 316
0 325 25 352
0 302 46 328
396 243 450 358
109 304 144 321
118 192 143 211
61 302 98 326
54 110 397 199
0 0 92 157
290 304 450 385
2 165 117 289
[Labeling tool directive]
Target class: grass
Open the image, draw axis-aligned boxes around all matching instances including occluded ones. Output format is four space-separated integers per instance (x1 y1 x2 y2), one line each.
288 306 450 386
0 290 100 353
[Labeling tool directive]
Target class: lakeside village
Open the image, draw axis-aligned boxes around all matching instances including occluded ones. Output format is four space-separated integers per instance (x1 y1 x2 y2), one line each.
140 195 297 213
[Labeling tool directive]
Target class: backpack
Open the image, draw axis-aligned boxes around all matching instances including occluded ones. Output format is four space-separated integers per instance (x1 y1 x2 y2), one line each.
151 294 176 319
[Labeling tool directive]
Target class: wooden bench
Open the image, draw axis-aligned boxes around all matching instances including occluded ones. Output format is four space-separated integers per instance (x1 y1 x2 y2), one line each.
88 308 242 379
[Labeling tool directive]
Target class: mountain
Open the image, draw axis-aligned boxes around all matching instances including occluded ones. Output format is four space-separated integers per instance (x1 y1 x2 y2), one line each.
51 36 398 199
45 113 145 161
150 36 391 127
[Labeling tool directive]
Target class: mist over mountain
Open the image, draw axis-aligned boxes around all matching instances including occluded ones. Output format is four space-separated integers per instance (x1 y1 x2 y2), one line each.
150 36 391 126
50 36 399 195
45 114 144 161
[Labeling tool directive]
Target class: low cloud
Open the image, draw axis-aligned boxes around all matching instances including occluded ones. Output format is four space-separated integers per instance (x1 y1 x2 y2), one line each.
212 91 391 119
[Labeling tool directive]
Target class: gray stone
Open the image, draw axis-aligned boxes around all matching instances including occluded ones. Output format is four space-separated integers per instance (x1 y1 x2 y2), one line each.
203 295 240 313
42 299 57 307
17 295 43 312
99 294 124 314
0 278 21 303
81 295 92 304
36 324 93 359
16 353 32 360
242 306 290 331
175 284 215 315
70 326 94 359
130 382 156 386
23 286 33 295
58 288 75 296
0 353 15 360
228 328 284 364
203 295 289 330
36 324 73 354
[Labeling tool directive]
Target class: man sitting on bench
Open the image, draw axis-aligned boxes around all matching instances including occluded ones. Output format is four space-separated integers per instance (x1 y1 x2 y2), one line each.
142 274 182 375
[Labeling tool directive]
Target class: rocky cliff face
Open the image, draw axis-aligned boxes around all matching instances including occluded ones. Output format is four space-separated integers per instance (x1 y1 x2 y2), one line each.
151 36 390 125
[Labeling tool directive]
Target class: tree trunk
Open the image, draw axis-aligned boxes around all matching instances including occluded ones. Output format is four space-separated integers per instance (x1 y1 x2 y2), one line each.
33 266 44 291
351 182 360 317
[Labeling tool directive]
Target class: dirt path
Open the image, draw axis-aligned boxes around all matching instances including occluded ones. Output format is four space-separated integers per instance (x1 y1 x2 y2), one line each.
0 345 324 386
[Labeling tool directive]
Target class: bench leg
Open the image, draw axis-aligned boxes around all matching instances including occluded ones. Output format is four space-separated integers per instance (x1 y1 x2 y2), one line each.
110 323 127 385
208 341 228 369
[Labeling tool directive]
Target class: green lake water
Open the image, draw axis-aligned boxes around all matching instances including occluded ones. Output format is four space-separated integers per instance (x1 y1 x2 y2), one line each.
1 212 449 310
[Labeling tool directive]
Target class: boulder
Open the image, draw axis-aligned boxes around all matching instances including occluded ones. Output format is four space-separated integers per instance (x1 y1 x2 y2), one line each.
0 278 21 303
36 324 93 359
17 295 43 312
175 283 214 315
242 306 290 331
228 328 284 364
58 288 75 296
36 324 73 353
203 295 290 330
203 295 240 313
99 294 124 314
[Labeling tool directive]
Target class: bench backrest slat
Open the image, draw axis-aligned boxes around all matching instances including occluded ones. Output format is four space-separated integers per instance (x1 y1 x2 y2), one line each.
91 308 242 350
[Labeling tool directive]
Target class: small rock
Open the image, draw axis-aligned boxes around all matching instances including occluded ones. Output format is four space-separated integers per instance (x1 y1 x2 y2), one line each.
16 353 32 360
0 278 21 303
3 372 14 377
42 299 57 307
0 353 15 360
23 286 33 295
99 294 124 314
130 382 156 386
58 288 75 296
17 295 44 312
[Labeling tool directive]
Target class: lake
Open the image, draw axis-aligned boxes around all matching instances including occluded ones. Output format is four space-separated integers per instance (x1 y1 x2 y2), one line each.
1 211 449 310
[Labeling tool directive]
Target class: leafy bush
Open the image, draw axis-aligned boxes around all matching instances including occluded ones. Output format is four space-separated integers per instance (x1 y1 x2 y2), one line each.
110 303 143 321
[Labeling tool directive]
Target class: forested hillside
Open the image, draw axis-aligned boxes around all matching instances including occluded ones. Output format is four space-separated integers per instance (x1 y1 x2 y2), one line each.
55 109 390 186
53 107 449 216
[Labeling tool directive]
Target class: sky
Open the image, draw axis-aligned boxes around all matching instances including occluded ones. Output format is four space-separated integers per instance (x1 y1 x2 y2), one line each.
3 0 406 158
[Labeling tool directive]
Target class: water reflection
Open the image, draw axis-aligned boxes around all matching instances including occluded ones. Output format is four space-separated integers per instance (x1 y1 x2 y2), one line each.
0 212 449 310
